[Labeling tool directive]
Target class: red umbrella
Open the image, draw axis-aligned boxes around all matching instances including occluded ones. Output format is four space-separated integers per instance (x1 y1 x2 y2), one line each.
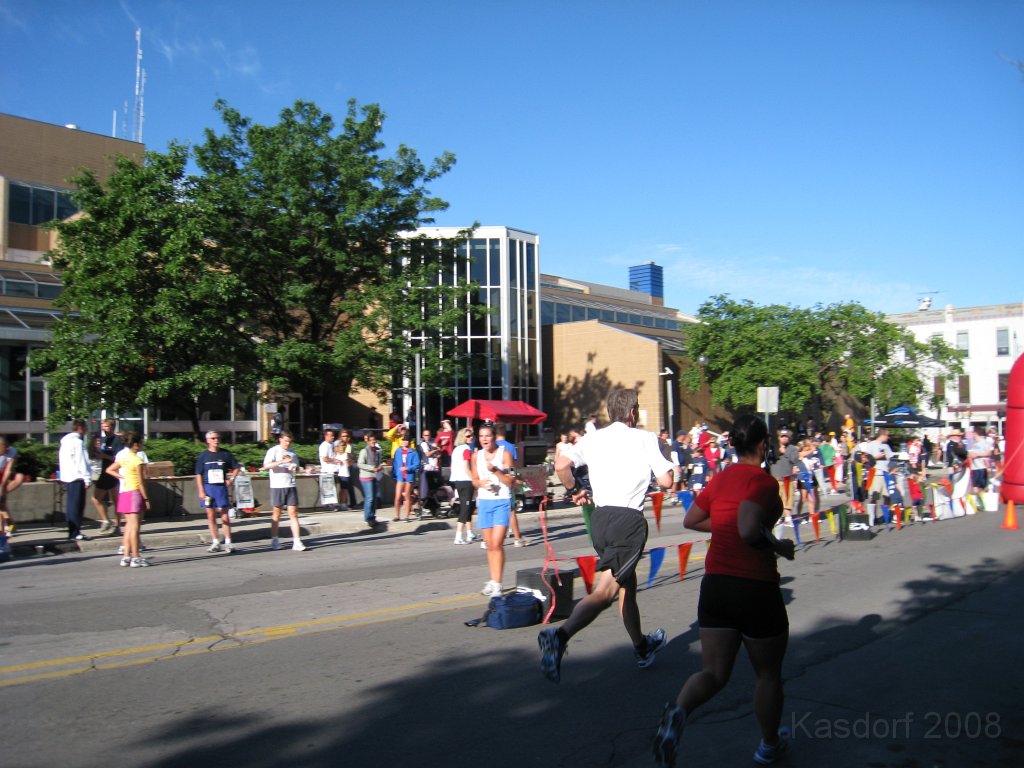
446 399 547 425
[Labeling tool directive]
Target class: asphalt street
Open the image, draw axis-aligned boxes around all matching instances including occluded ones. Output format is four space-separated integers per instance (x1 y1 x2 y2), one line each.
2 502 1022 768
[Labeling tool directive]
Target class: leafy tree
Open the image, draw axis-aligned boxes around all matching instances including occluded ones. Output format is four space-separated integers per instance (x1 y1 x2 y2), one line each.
681 295 963 424
192 99 473 410
32 144 258 437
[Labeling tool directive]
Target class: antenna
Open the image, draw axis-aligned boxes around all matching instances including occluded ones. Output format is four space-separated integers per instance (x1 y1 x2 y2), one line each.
132 27 144 143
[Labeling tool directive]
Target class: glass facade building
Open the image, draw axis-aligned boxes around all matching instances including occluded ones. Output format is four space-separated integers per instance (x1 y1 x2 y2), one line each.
401 226 542 432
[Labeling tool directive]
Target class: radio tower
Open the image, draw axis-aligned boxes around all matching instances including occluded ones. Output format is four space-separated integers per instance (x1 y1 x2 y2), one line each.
132 27 146 143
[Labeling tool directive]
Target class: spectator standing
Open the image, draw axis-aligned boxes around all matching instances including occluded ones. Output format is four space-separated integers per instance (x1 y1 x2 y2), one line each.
495 427 528 546
195 431 241 553
652 415 795 767
106 432 150 567
435 420 455 467
336 430 359 508
0 437 19 534
541 388 674 683
263 431 307 552
58 418 92 541
418 428 442 512
472 424 515 595
90 419 123 534
392 434 420 522
318 428 343 510
357 433 384 528
767 430 800 525
796 439 820 518
450 429 476 544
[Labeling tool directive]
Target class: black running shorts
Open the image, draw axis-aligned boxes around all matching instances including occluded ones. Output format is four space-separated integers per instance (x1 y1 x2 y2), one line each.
698 573 788 639
591 505 648 586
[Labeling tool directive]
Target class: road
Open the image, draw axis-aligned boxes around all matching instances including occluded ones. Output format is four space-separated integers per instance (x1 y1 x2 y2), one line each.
3 505 1023 767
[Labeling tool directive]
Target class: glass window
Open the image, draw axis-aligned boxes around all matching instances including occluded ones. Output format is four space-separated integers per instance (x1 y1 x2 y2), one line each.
541 300 554 325
616 312 628 323
488 239 501 286
998 373 1009 402
933 377 945 399
667 320 678 331
488 288 501 335
586 307 600 320
996 328 1010 356
629 313 643 326
957 375 970 403
571 305 586 322
37 283 63 299
56 191 77 221
956 331 969 356
525 243 536 290
3 280 36 298
642 315 654 327
8 184 32 224
556 303 570 323
655 317 667 329
469 240 487 283
508 239 519 289
601 309 614 322
31 187 56 225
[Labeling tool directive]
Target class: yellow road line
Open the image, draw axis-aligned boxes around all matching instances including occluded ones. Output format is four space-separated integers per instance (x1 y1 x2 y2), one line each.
0 593 483 689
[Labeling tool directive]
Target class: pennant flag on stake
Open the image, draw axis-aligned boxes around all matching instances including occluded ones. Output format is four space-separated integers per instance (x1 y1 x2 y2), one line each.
882 504 891 524
677 542 693 580
647 547 665 588
680 489 693 509
576 555 597 594
792 517 802 546
650 492 664 531
894 504 902 530
810 511 820 542
827 509 836 536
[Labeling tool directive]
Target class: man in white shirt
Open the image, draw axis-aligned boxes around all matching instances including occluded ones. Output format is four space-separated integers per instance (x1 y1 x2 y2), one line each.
539 388 674 683
263 431 306 552
318 428 342 510
58 418 92 541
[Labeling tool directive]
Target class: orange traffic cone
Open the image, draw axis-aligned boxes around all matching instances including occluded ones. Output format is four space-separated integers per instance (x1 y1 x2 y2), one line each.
1001 500 1019 531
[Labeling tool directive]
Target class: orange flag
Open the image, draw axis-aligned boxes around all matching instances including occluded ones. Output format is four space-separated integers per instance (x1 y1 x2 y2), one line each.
650 492 664 530
677 542 693 580
575 555 597 594
810 512 820 542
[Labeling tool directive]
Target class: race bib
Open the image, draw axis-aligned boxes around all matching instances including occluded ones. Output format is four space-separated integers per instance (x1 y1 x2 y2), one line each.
208 468 225 484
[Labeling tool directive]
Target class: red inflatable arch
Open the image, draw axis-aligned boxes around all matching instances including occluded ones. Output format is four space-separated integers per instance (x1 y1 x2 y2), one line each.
1003 354 1024 504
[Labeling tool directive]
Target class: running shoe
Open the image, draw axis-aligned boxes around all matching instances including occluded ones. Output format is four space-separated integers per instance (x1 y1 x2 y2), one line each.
270 537 281 551
130 557 150 568
208 541 222 553
292 541 307 552
119 556 131 567
513 538 529 547
652 703 685 767
753 726 791 765
223 542 234 554
635 628 668 669
481 580 502 596
538 627 567 683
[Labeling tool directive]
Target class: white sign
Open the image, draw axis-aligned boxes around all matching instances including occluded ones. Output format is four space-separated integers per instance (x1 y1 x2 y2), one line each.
234 475 255 510
757 387 780 414
319 473 338 506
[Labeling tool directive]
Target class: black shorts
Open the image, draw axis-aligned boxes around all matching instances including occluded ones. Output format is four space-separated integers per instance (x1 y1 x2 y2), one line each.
698 574 788 639
271 487 299 508
94 470 118 491
591 506 648 585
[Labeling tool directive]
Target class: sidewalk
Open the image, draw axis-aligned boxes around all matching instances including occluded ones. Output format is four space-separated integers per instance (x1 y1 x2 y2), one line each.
1 497 590 559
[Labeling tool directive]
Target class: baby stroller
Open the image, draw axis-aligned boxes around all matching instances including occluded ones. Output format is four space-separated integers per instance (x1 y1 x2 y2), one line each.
421 472 456 518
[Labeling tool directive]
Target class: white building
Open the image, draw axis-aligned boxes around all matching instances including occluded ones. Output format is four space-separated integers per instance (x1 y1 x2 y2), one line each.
888 302 1024 431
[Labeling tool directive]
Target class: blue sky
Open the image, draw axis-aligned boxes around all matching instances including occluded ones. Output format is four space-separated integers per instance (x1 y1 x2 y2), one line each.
2 0 1022 316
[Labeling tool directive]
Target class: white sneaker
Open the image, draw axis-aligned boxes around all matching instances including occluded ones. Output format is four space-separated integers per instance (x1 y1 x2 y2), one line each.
208 541 222 553
514 539 529 547
465 532 476 543
119 556 131 567
270 537 281 551
481 581 502 596
117 545 125 555
480 540 487 550
130 557 150 568
292 541 307 552
223 542 234 554
453 537 465 545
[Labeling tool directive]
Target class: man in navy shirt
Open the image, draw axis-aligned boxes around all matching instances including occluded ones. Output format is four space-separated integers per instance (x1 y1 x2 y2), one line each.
194 431 241 553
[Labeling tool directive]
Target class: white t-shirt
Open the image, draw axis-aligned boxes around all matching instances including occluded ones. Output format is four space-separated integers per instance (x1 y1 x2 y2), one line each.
449 444 473 483
318 440 337 475
264 445 298 489
335 444 352 478
563 421 674 511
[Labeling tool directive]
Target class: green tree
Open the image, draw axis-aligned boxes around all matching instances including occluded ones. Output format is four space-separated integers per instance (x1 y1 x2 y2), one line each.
31 144 258 437
681 295 963 423
192 99 472 411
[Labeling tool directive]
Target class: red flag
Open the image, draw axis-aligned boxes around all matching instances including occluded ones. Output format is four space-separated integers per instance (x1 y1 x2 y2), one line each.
810 511 820 542
650 491 664 531
575 555 597 594
677 542 693 580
